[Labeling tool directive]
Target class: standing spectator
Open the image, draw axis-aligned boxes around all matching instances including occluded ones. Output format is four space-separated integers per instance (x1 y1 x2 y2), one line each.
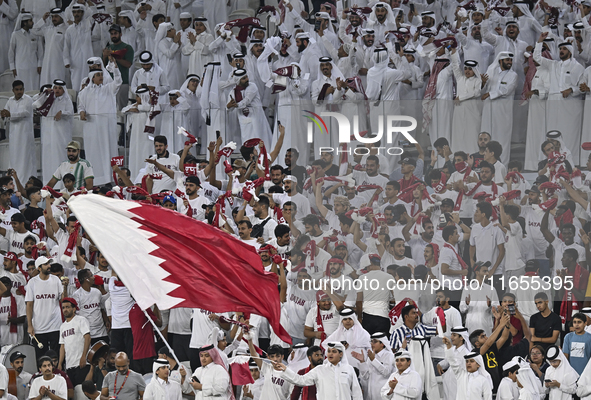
32 8 67 86
9 12 42 91
0 276 26 345
1 80 37 185
0 0 18 74
529 292 562 350
562 312 591 375
32 80 74 184
58 298 91 387
390 304 437 351
103 24 134 110
72 269 109 344
77 56 122 185
154 23 183 91
25 256 63 356
63 4 93 90
108 276 135 361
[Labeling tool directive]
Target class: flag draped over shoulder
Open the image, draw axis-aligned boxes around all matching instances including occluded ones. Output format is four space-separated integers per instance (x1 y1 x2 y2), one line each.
67 194 291 344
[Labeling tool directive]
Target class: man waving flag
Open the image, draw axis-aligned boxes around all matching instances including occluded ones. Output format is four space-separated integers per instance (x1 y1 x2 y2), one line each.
67 194 291 344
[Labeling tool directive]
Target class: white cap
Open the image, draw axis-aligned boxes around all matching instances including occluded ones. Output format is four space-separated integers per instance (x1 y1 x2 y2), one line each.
35 256 53 268
284 175 297 183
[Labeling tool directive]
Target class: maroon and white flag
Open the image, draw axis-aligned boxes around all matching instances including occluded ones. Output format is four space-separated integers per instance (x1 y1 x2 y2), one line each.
228 356 255 385
67 194 291 343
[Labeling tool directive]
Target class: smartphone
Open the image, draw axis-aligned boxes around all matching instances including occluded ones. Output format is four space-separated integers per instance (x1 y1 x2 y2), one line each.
508 304 516 315
544 379 552 383
216 130 220 139
314 17 322 32
395 42 401 52
192 377 200 383
409 3 415 13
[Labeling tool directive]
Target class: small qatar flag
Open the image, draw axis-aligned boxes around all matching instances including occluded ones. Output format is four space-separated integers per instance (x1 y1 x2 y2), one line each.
229 356 254 385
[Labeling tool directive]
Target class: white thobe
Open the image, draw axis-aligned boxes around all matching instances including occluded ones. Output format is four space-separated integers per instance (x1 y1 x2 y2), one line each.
456 30 494 72
427 59 454 162
450 52 482 156
534 42 585 165
524 66 550 171
64 17 93 92
203 0 226 28
156 37 183 90
20 0 55 21
192 363 231 400
311 74 345 155
439 345 470 400
32 19 68 86
9 28 43 91
177 27 195 76
228 83 272 145
281 361 363 400
545 364 579 400
130 64 170 94
144 377 182 400
0 0 18 73
445 348 493 400
357 349 394 400
32 92 74 183
123 103 152 178
459 282 499 336
5 94 37 181
181 31 214 78
497 377 519 400
159 100 190 152
480 67 517 165
181 87 204 154
77 67 122 184
379 367 423 400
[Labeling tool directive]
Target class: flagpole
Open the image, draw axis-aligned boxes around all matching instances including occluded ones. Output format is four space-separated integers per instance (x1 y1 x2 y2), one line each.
143 309 182 367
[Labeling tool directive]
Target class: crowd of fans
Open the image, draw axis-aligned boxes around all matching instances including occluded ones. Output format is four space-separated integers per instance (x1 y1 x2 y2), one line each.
3 0 591 399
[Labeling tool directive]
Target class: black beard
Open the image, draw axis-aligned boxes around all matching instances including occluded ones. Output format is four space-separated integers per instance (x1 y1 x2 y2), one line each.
298 44 306 53
112 37 121 43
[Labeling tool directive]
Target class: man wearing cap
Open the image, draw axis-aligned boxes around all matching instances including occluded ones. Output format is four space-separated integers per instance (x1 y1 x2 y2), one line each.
10 351 32 400
9 13 42 91
2 249 29 290
32 8 67 86
63 5 93 91
535 32 585 165
144 359 182 400
103 24 134 110
33 80 74 183
0 276 26 345
58 297 91 387
25 256 64 356
45 139 91 189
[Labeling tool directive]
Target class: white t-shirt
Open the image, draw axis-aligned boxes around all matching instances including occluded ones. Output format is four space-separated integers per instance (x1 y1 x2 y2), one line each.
168 307 192 335
260 362 293 400
177 195 211 221
189 309 229 349
273 193 311 221
0 294 26 345
71 287 107 338
108 279 135 329
4 230 39 254
469 222 506 275
352 170 390 203
359 270 393 318
504 221 526 271
59 315 90 369
304 304 340 346
24 275 63 334
439 244 464 288
145 153 181 193
28 374 67 400
248 215 278 242
284 284 316 339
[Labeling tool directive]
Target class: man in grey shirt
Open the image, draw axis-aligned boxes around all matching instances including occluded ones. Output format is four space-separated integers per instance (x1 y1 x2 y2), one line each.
101 352 145 400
